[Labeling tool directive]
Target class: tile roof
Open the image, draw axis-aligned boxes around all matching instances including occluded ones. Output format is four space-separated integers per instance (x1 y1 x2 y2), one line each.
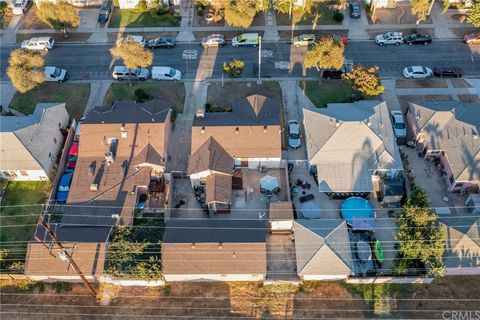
408 101 480 182
205 173 232 204
188 137 233 175
269 201 294 221
293 220 353 276
303 101 402 193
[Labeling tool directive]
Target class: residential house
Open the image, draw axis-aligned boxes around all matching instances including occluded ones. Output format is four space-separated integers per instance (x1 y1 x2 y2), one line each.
162 219 267 281
303 101 403 198
406 101 480 193
192 94 282 171
438 216 480 275
32 0 103 7
293 219 354 280
27 100 173 280
0 103 69 181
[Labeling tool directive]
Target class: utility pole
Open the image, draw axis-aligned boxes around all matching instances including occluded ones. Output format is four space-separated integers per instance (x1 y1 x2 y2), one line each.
40 220 97 297
257 36 262 85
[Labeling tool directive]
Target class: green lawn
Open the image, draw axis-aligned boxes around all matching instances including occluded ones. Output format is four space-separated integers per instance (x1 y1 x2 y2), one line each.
0 181 51 268
9 83 90 121
103 82 185 113
109 8 180 28
299 80 354 108
276 6 340 26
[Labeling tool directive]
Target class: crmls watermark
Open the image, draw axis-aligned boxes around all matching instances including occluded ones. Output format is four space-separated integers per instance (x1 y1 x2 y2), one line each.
442 311 480 320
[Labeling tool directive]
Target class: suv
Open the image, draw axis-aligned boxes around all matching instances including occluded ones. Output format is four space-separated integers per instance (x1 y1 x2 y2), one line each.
21 37 55 51
147 37 176 49
433 65 463 78
375 32 403 46
201 34 227 48
112 66 149 81
12 0 29 15
292 34 316 47
322 59 353 79
403 33 432 45
349 1 361 18
116 35 146 47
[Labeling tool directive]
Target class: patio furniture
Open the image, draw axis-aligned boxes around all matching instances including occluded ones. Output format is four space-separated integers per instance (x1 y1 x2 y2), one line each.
299 194 315 203
260 175 280 193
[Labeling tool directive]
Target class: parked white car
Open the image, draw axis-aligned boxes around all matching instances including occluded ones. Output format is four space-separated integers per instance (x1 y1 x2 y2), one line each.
12 0 29 15
375 32 403 46
21 37 55 51
116 35 146 47
151 66 181 81
44 66 69 82
390 111 407 139
402 66 433 79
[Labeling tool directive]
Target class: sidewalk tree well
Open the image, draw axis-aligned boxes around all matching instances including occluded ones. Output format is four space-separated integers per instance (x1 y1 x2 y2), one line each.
224 0 262 28
223 58 245 77
410 0 430 22
304 37 344 71
7 49 45 93
342 65 384 98
36 1 80 36
467 1 480 27
110 37 153 85
394 187 445 277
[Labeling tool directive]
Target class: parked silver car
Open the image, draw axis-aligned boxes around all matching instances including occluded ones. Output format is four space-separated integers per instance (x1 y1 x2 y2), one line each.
288 120 302 149
390 111 407 139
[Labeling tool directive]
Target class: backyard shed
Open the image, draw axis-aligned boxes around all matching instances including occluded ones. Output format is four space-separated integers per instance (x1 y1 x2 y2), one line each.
269 201 294 233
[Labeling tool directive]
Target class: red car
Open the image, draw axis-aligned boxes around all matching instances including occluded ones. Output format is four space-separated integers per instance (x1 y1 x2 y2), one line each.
463 31 480 44
66 142 79 169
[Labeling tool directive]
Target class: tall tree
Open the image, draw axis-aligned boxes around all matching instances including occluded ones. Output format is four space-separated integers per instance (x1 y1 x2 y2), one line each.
36 1 80 35
411 0 431 22
7 49 45 93
394 187 445 277
304 37 344 71
273 0 292 14
467 1 480 27
342 65 385 97
224 0 262 28
110 37 153 84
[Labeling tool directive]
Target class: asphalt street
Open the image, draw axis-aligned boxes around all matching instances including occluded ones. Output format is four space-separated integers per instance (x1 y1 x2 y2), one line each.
1 41 479 81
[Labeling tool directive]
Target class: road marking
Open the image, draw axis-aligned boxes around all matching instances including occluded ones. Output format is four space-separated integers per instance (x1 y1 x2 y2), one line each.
275 61 290 70
261 49 273 58
182 50 198 60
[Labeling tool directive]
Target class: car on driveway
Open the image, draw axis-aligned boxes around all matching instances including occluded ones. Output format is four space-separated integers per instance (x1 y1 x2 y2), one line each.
403 66 433 79
98 6 111 24
390 111 406 139
201 34 227 48
12 0 29 15
66 142 79 169
292 34 316 47
403 33 432 45
349 1 361 18
147 37 176 49
463 31 480 44
375 32 403 46
288 120 302 149
433 65 463 78
56 172 73 203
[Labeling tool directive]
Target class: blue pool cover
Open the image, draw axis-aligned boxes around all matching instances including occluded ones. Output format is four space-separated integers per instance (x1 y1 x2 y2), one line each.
341 197 375 230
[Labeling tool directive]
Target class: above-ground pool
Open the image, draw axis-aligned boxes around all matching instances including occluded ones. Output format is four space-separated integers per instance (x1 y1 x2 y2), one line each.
340 197 375 227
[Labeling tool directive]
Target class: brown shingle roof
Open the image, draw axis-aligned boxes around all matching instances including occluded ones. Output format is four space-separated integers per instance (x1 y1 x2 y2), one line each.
206 173 232 204
188 137 233 175
25 242 106 277
269 201 294 221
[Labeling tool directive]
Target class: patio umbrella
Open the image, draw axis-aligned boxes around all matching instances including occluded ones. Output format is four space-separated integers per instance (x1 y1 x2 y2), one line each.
299 201 320 219
260 175 279 193
246 94 267 116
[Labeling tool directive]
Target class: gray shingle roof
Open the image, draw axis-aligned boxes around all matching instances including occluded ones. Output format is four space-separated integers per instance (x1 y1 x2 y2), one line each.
188 137 233 175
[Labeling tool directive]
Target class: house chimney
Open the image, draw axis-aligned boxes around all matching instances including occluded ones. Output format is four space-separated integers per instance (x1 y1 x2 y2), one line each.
235 127 239 134
263 125 267 133
201 126 205 134
191 243 196 249
105 151 115 165
195 108 205 119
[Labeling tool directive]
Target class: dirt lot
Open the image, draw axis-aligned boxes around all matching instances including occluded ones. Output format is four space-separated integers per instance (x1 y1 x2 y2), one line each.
451 78 472 88
1 277 479 319
396 79 448 89
19 6 50 30
397 94 454 113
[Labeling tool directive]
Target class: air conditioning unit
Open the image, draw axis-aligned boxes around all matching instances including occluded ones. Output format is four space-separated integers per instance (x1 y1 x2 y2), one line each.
105 151 115 165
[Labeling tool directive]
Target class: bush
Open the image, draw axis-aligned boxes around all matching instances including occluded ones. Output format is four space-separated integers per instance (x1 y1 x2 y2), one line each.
51 282 72 293
194 0 207 9
333 11 344 22
197 7 204 16
136 0 148 12
156 3 169 15
0 2 8 15
223 59 245 78
134 88 150 102
113 0 119 8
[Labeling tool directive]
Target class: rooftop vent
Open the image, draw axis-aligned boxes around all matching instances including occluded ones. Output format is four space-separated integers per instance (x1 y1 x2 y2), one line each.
195 108 205 119
105 151 115 165
90 183 98 191
201 126 205 134
235 127 239 134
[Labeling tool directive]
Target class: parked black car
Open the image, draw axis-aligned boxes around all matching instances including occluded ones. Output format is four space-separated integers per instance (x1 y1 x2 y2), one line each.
433 65 463 78
403 33 432 45
98 6 111 24
146 37 176 49
349 1 361 18
322 59 354 80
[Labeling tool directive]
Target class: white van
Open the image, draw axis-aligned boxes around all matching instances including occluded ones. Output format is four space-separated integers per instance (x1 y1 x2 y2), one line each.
21 37 55 51
44 66 69 82
151 66 181 81
231 33 259 47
